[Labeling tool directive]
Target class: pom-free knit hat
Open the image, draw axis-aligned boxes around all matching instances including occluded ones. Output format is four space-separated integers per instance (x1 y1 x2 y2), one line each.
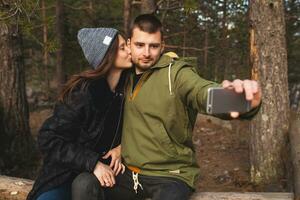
77 28 118 69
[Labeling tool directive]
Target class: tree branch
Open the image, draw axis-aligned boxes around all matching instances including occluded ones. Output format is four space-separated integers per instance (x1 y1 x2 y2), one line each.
64 4 90 10
159 6 181 11
132 0 141 5
164 31 186 39
164 44 214 52
0 6 19 20
36 5 55 10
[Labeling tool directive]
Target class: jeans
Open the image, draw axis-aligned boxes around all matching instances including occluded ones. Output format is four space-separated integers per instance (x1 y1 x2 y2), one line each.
72 169 193 200
36 181 71 200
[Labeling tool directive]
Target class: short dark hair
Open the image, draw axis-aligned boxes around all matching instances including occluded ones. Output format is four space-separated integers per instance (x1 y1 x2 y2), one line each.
129 14 163 39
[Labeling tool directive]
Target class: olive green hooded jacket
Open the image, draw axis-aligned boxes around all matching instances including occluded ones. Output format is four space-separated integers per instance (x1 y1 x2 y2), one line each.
121 52 220 188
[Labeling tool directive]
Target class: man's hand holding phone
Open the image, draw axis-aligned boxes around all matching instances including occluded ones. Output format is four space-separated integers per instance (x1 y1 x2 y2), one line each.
222 79 262 118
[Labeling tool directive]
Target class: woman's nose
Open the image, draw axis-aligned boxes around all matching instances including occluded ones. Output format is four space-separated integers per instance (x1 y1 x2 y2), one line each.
125 46 131 54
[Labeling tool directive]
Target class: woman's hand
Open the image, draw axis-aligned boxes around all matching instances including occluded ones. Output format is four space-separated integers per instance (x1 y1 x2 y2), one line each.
102 145 125 176
93 161 115 187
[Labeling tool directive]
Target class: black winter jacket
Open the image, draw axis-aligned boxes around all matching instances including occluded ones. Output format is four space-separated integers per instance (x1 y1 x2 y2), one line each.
27 75 126 200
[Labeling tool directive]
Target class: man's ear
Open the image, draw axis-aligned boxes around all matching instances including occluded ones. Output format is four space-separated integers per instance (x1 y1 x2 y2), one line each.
161 41 165 54
127 39 131 46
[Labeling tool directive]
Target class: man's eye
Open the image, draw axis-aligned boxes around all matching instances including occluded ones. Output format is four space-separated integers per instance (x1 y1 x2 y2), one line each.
151 45 160 49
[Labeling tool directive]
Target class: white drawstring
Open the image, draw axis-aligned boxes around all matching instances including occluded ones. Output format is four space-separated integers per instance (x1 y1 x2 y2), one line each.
168 61 173 95
132 172 143 194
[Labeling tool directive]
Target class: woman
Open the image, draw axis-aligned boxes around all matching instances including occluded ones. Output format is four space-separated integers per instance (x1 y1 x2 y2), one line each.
27 28 132 200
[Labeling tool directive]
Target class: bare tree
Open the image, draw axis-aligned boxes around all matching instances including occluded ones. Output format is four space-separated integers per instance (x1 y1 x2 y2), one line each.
249 0 290 188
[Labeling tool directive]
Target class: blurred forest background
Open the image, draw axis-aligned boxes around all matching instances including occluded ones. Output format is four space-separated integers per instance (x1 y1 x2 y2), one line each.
0 0 300 195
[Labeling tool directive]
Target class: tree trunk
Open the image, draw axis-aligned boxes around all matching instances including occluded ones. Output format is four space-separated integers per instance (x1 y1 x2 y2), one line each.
88 0 93 14
0 3 36 175
41 0 50 92
220 0 228 80
141 0 157 14
290 106 300 199
213 0 228 81
199 1 209 77
203 25 208 70
249 0 290 188
55 0 66 91
123 0 132 37
183 25 186 57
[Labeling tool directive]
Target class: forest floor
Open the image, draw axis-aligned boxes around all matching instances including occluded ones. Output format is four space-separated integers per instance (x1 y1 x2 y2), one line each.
193 116 255 192
29 108 257 192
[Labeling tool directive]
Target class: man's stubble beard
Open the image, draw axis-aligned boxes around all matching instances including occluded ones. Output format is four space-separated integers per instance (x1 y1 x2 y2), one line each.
133 60 153 73
136 63 152 71
132 55 161 73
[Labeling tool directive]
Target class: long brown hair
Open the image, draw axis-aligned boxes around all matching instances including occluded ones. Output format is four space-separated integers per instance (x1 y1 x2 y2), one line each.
58 34 120 102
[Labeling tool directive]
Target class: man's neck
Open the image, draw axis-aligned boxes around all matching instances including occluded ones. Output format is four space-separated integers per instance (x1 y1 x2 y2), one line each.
135 68 144 75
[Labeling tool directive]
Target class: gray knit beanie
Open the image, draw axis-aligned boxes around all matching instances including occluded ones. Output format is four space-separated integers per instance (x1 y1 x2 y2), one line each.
77 28 118 69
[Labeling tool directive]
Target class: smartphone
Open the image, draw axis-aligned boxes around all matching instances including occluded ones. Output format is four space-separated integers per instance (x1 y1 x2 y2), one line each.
206 87 251 114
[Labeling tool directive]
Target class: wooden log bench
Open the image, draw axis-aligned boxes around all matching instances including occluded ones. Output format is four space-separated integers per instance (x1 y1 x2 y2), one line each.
191 192 294 200
0 175 294 200
0 175 33 200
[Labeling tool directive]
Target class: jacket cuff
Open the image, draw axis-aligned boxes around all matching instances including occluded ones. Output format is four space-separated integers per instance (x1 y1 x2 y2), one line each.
86 151 102 173
239 101 262 119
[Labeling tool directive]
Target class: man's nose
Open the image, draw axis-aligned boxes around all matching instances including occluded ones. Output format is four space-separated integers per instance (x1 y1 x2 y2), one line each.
143 46 150 57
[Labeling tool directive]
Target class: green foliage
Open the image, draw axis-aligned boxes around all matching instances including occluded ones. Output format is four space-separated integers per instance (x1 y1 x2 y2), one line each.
14 0 299 93
155 0 252 81
183 0 198 12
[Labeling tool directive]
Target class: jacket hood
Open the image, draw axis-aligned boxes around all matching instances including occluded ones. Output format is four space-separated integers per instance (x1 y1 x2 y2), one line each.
148 52 181 95
151 52 179 69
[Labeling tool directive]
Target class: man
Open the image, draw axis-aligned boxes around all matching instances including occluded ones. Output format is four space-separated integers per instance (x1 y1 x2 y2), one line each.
73 14 261 200
120 14 261 199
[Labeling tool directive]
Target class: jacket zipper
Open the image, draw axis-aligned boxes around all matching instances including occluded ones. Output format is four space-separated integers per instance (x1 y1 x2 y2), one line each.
129 71 152 101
